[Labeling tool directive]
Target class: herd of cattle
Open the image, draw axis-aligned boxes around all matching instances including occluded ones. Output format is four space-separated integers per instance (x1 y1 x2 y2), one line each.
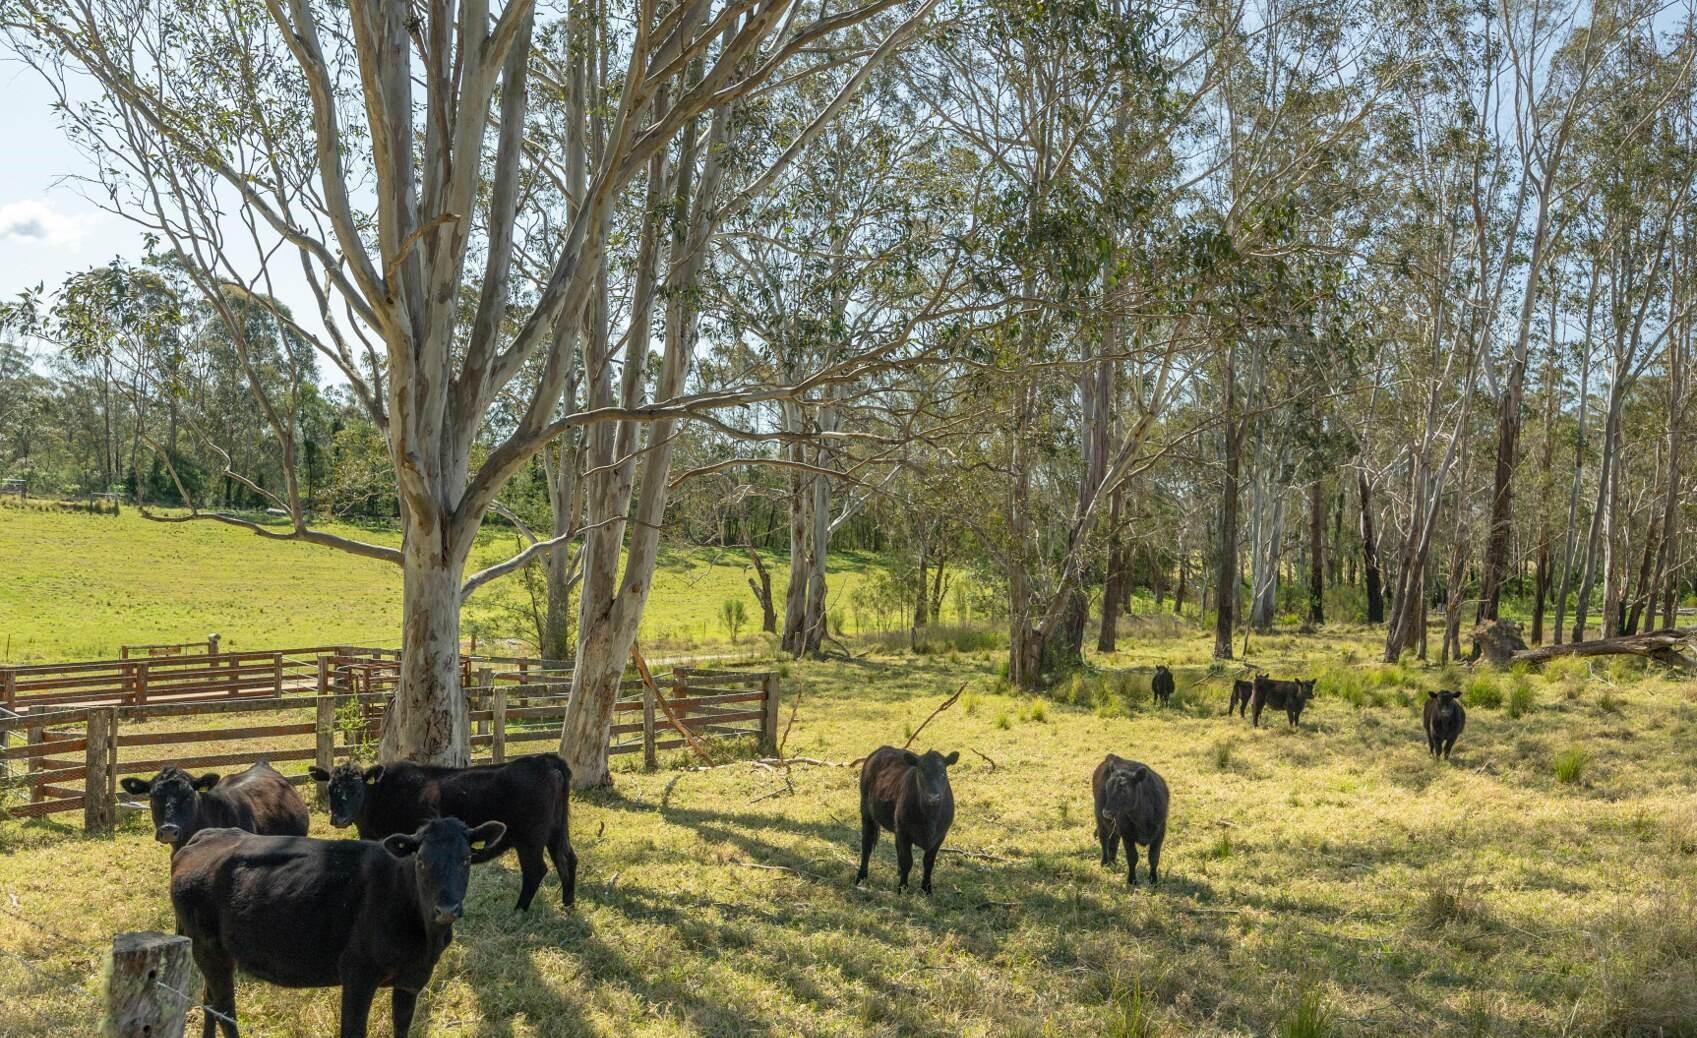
115 665 1470 1037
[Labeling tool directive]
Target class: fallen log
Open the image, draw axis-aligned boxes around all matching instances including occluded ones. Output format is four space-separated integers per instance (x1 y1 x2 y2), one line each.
1509 628 1697 672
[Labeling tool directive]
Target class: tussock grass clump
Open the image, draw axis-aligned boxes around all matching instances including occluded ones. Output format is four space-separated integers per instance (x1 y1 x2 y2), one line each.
1105 976 1158 1038
1507 678 1536 719
1554 747 1590 784
1417 869 1492 930
1465 674 1505 709
1278 986 1334 1038
1213 739 1236 770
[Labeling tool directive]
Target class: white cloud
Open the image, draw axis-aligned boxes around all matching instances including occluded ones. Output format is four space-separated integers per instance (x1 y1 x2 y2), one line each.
0 199 100 249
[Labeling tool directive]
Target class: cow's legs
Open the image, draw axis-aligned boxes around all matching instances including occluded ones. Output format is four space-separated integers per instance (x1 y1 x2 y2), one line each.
338 973 378 1038
391 988 419 1037
514 842 547 911
192 947 238 1038
548 828 578 908
921 845 938 895
1147 829 1164 885
855 811 878 886
895 833 914 892
1104 828 1121 866
1125 842 1140 886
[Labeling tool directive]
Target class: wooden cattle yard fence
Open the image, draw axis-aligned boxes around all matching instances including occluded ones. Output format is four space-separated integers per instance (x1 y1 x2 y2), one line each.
0 653 780 833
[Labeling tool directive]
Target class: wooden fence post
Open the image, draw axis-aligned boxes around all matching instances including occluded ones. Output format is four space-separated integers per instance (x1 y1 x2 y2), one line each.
315 691 336 805
492 685 507 765
207 633 220 659
642 680 657 770
761 672 780 756
27 725 44 803
104 931 194 1038
475 668 493 741
133 662 148 706
85 708 117 834
272 652 285 695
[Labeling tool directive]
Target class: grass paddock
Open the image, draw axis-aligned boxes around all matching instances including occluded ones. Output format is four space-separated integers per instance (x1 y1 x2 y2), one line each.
4 628 1697 1036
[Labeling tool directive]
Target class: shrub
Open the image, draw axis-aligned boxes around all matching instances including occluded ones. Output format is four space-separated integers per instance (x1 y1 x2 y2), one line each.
1554 747 1590 784
719 597 748 642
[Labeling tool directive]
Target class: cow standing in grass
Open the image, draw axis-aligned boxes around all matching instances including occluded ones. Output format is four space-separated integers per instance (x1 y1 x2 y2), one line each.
308 754 576 910
1424 689 1466 759
1092 754 1169 886
1250 675 1316 728
1151 665 1175 707
856 746 958 895
170 818 506 1038
120 762 308 852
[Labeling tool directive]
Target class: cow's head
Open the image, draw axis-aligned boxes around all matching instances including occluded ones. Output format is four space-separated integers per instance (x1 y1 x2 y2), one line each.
120 767 219 846
307 762 383 828
381 817 507 927
1429 688 1462 713
1298 679 1317 703
1101 762 1151 822
903 749 958 808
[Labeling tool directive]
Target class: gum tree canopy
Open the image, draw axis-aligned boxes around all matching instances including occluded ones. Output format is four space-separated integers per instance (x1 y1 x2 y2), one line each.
1 0 940 782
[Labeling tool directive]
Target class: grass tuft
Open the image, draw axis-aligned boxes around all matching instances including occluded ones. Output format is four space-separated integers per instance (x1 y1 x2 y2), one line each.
1554 746 1590 784
1278 986 1334 1038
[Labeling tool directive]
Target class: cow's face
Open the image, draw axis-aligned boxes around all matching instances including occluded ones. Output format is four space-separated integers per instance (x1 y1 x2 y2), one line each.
120 767 218 845
1101 763 1150 821
1298 680 1317 703
308 762 382 828
1430 689 1462 715
381 817 507 927
905 750 958 807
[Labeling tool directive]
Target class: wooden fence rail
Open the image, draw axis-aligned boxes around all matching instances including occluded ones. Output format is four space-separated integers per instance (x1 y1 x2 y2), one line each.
2 656 779 832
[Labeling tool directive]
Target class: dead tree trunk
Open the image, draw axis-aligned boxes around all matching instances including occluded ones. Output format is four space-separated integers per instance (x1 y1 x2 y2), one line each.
1307 477 1324 626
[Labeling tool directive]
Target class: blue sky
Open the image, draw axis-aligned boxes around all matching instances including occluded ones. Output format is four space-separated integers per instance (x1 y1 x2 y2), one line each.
0 62 145 304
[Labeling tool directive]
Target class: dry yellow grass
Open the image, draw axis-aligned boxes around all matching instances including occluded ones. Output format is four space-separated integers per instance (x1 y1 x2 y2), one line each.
4 626 1697 1036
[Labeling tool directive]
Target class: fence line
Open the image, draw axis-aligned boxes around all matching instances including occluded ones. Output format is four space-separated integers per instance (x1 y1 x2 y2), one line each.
2 656 780 832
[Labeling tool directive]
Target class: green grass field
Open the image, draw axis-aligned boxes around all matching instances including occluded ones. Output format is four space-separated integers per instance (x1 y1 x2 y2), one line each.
4 622 1697 1036
0 505 884 663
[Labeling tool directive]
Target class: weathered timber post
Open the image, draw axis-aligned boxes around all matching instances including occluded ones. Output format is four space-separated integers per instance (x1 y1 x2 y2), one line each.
491 685 508 765
315 693 336 806
133 662 148 706
85 707 117 834
2 669 15 710
27 724 44 803
104 931 194 1038
761 672 780 756
475 668 493 742
642 679 658 770
272 652 284 695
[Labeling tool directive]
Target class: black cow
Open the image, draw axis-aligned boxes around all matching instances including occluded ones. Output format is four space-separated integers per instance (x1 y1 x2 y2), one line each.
308 754 576 910
1424 689 1466 759
120 761 309 852
1092 754 1169 886
1250 675 1316 728
1151 665 1175 707
856 746 958 895
171 818 506 1038
1228 676 1258 717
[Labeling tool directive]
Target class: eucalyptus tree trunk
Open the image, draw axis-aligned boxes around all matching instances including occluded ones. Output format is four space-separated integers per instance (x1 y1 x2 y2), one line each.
1530 343 1558 644
1212 362 1241 660
1357 468 1384 623
1098 486 1125 652
1572 381 1625 642
1554 292 1599 644
1307 478 1324 626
